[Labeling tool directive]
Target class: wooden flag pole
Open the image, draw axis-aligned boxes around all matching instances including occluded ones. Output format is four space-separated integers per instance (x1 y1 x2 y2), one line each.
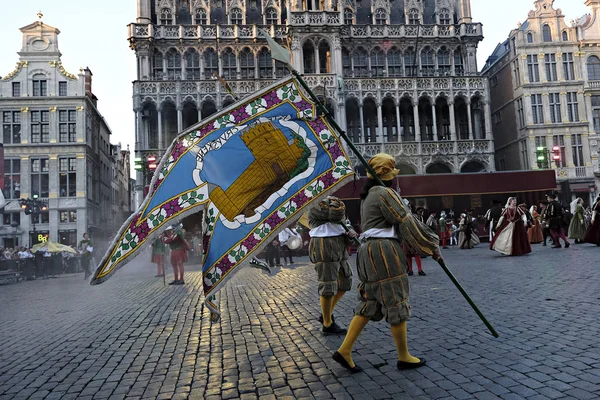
262 32 498 338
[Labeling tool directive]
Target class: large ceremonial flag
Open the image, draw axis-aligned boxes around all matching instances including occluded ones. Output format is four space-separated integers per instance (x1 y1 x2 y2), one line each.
91 77 354 320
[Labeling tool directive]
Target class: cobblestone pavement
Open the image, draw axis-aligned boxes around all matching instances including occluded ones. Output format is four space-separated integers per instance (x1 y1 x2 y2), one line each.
1 243 600 400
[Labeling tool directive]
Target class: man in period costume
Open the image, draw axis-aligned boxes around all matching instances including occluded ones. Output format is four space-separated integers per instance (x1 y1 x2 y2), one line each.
78 233 93 280
439 211 449 249
332 153 441 373
308 196 355 335
161 225 189 284
485 200 503 241
542 193 570 249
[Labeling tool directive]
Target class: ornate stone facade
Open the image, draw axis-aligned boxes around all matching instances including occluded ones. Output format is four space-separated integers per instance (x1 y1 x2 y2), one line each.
0 18 131 247
483 0 600 203
130 0 493 200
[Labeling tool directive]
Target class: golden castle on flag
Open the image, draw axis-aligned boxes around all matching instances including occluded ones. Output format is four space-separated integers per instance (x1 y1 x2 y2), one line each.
209 121 306 221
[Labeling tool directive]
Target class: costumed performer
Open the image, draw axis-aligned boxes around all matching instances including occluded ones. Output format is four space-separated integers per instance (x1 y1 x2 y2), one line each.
279 227 301 265
568 198 587 244
584 195 600 245
458 213 474 249
439 211 449 249
151 239 166 277
490 197 532 256
78 233 93 280
308 196 356 335
485 200 503 241
333 153 441 373
527 205 544 244
161 225 188 285
542 193 571 248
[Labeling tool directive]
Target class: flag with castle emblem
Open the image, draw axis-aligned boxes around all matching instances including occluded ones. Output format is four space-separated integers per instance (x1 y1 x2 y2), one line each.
90 77 354 320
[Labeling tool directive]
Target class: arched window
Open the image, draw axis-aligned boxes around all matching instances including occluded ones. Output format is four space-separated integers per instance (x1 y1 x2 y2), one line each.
240 48 254 78
344 8 354 25
454 47 464 75
353 48 369 77
258 48 272 78
303 41 316 74
438 48 451 75
562 31 568 41
221 48 237 79
265 7 278 24
194 8 207 25
387 48 402 77
374 8 387 25
542 24 552 42
371 47 385 77
439 8 451 25
421 47 435 76
203 48 218 79
165 49 181 79
153 50 163 79
587 56 600 80
230 8 243 25
342 47 352 75
160 8 173 25
408 8 420 25
404 48 416 76
527 32 533 43
185 49 200 79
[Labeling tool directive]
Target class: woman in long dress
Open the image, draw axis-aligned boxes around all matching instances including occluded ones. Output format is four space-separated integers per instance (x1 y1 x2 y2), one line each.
584 196 600 245
568 198 587 244
527 205 544 244
490 197 532 256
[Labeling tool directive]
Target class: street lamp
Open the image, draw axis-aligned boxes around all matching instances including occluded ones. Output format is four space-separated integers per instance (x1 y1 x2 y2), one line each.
19 195 48 237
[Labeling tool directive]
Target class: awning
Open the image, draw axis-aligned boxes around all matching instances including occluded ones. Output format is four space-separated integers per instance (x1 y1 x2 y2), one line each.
334 170 558 199
570 183 595 192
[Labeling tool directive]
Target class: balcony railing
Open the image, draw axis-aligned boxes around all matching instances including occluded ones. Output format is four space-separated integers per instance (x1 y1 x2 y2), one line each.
133 74 336 99
128 23 287 41
343 76 486 93
128 21 483 42
353 140 491 159
339 23 483 39
556 166 594 179
587 81 600 89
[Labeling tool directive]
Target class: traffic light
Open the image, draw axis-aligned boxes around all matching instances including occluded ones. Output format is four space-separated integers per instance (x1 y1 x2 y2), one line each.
146 155 157 171
552 146 562 167
536 146 548 169
134 157 143 171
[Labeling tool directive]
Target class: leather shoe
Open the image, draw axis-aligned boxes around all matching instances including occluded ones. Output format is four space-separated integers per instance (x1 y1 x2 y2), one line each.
323 322 347 335
565 242 570 248
408 270 414 276
333 351 363 373
418 270 426 276
397 358 426 370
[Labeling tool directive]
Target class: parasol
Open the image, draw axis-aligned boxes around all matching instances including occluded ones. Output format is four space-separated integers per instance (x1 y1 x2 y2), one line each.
31 241 78 254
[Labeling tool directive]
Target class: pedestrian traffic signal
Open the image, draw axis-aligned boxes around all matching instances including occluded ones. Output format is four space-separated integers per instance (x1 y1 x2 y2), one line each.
134 157 143 171
536 146 548 169
147 155 157 171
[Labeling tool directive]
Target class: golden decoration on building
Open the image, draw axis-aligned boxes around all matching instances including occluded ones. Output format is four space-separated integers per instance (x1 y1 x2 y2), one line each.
49 61 57 67
21 107 29 112
57 62 77 80
1 62 24 81
76 106 84 111
49 106 57 112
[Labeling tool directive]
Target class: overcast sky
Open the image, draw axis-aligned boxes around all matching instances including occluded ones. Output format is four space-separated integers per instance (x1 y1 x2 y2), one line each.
0 0 593 165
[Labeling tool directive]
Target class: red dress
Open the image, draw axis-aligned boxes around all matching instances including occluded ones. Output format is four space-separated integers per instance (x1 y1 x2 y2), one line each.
490 207 532 256
584 201 600 245
162 230 189 266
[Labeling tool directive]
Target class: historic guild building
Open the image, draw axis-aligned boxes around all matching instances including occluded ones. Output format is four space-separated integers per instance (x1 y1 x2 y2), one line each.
130 0 493 200
0 18 132 248
483 0 600 203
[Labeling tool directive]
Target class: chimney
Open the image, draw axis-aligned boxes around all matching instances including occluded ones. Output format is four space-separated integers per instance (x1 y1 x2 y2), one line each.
84 67 93 97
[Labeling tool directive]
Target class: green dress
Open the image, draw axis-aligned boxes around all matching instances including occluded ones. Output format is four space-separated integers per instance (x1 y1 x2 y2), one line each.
568 204 587 240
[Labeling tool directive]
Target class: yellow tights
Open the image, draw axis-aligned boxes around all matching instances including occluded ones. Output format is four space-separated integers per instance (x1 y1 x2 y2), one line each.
391 322 421 363
337 318 420 367
320 290 347 327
